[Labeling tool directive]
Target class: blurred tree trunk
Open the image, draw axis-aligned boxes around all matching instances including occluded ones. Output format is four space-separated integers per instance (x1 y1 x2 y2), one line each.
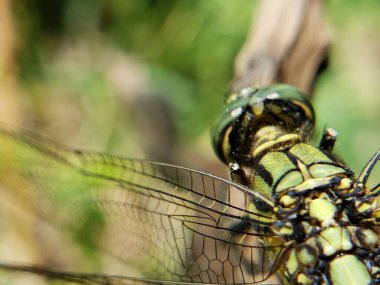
231 0 330 99
0 0 22 125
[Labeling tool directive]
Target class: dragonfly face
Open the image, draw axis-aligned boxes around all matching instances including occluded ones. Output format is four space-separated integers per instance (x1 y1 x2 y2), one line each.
0 85 379 285
211 85 315 165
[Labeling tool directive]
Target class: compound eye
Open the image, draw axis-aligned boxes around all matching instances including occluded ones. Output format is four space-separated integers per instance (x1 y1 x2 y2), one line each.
211 85 315 164
211 87 259 163
226 86 258 104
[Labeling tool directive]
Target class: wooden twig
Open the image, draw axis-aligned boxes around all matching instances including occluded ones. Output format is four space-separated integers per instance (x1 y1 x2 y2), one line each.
231 0 330 98
0 0 22 126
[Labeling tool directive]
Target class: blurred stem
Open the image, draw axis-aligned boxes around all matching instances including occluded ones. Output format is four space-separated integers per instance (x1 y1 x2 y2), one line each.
231 0 330 98
0 0 22 125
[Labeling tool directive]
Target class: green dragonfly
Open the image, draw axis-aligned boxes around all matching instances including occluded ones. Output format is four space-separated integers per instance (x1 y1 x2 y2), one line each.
0 85 379 285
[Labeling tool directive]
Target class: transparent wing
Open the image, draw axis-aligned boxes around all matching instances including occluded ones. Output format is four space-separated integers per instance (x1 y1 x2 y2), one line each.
0 263 164 285
0 264 283 285
0 263 143 285
0 129 285 285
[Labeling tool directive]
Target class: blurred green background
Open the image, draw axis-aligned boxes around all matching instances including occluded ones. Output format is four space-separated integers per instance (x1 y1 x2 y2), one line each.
0 1 379 284
1 0 379 173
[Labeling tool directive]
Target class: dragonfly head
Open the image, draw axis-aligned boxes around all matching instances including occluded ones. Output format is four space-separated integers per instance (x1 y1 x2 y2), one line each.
211 84 315 165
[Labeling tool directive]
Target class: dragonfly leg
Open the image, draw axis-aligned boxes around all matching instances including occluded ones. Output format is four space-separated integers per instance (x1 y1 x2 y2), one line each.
358 149 380 190
319 128 338 152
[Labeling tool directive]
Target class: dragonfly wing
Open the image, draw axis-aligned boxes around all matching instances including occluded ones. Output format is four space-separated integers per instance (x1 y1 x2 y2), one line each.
0 263 164 285
0 129 285 284
0 264 283 285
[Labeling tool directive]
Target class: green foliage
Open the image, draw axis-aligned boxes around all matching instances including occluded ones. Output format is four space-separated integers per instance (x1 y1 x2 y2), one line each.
10 0 380 170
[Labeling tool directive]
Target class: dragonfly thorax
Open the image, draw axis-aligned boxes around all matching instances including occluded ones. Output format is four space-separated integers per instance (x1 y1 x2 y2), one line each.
262 144 380 285
275 179 380 284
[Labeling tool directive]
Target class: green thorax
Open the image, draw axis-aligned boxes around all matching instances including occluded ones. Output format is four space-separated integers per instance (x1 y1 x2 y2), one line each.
252 135 352 200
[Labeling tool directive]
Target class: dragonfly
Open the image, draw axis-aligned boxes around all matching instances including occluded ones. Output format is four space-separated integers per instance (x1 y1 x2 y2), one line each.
0 85 379 285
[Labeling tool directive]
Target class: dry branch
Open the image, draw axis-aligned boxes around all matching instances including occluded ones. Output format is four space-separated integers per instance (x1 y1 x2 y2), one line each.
231 0 330 98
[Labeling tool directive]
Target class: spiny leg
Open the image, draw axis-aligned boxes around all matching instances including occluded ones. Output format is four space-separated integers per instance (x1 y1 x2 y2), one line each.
352 150 380 222
370 182 380 193
358 149 380 191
